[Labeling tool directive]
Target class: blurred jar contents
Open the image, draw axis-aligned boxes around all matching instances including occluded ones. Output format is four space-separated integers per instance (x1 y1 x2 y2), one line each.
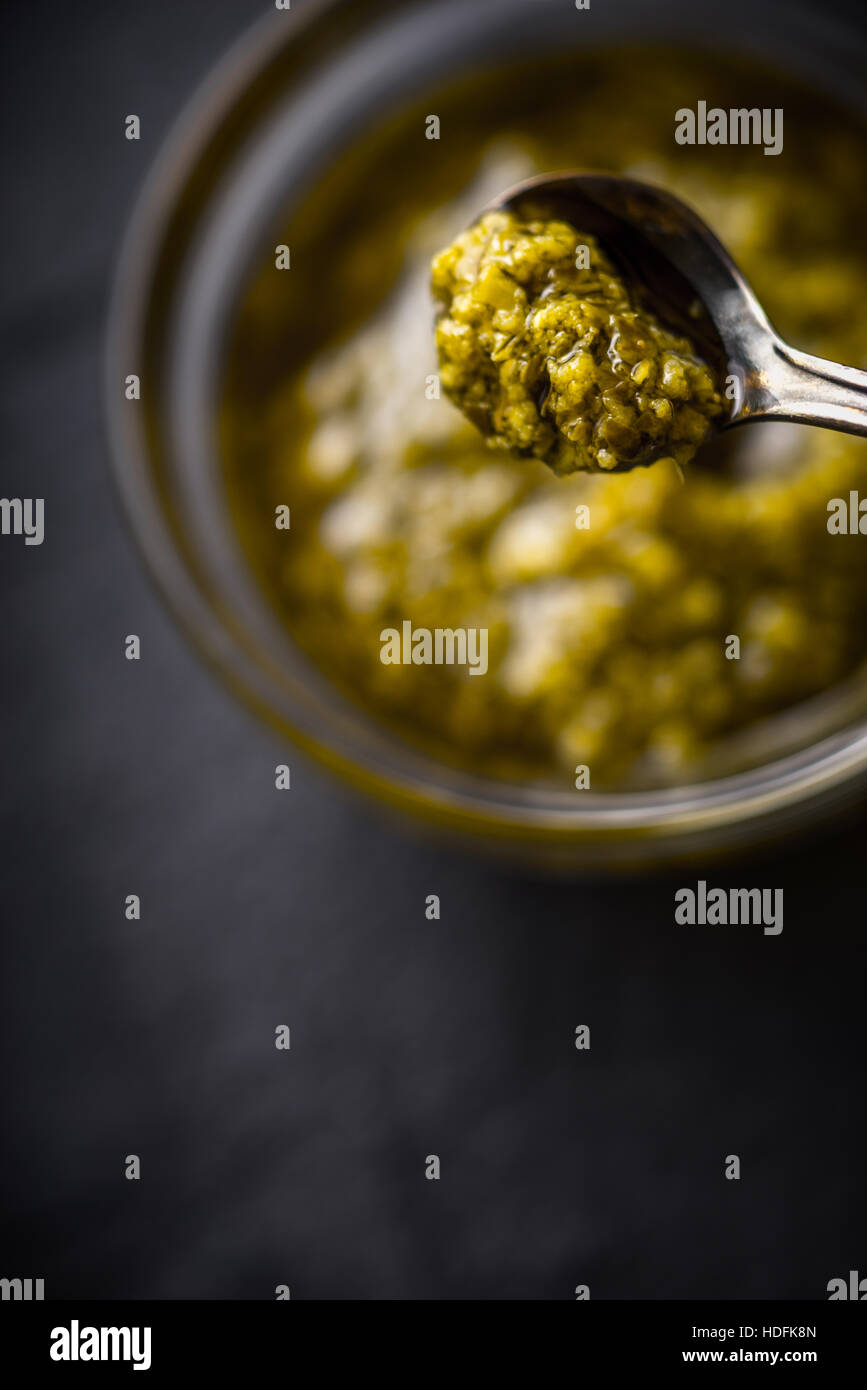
223 50 867 788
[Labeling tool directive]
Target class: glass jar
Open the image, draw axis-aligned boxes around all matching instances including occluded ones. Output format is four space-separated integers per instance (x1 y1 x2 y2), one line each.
105 0 867 867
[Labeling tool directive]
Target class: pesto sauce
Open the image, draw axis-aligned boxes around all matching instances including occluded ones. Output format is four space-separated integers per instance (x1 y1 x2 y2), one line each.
431 211 724 474
222 50 867 788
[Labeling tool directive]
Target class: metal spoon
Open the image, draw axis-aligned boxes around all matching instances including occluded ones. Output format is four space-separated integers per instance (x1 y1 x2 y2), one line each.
489 172 867 464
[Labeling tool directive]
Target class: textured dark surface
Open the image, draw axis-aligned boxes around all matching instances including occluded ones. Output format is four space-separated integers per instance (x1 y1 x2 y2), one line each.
1 0 866 1300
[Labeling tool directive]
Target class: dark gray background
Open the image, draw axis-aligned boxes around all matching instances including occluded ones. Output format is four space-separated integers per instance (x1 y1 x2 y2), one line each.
1 0 865 1300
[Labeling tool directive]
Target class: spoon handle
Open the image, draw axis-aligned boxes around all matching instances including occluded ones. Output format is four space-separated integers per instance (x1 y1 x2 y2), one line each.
740 337 867 438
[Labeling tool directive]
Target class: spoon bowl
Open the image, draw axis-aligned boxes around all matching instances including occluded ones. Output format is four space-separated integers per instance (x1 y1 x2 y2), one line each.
489 172 867 464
